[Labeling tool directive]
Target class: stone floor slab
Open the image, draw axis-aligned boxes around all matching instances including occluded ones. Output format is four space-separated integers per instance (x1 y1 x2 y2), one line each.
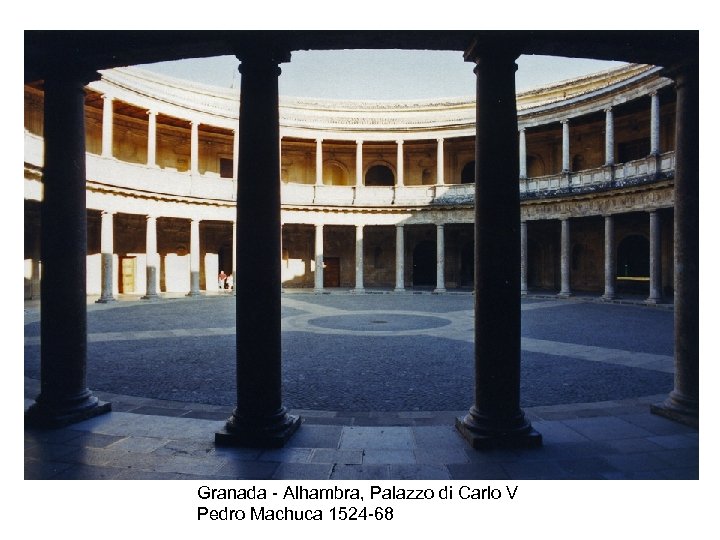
339 426 414 449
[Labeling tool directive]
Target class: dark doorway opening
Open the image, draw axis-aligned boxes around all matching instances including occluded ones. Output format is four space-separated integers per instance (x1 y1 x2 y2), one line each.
460 161 475 184
460 240 474 286
323 257 340 288
617 234 649 295
365 165 395 186
412 241 436 287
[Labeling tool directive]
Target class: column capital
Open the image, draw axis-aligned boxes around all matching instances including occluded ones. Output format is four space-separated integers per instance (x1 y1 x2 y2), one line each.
316 137 323 144
518 126 526 133
146 108 157 117
396 139 404 146
560 118 570 125
604 105 613 113
649 90 658 97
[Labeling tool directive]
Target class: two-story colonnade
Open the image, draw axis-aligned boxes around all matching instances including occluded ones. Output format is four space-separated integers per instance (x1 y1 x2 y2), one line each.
23 31 698 449
24 63 677 299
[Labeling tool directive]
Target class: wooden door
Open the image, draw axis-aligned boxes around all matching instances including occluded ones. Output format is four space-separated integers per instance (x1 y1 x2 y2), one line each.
120 256 136 293
323 257 340 288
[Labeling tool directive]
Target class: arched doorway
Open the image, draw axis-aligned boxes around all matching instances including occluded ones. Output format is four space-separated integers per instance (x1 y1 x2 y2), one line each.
460 161 475 184
617 234 650 295
412 240 436 287
365 164 395 186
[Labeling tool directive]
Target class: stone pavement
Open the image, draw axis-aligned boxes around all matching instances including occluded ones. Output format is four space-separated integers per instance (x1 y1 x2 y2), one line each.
24 291 698 480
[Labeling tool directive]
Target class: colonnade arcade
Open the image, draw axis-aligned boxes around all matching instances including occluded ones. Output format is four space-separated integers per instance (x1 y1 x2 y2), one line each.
23 32 699 448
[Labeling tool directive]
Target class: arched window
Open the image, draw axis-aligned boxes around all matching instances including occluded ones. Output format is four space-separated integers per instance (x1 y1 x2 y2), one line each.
323 161 349 185
365 164 395 186
527 155 546 177
572 154 585 172
460 161 475 184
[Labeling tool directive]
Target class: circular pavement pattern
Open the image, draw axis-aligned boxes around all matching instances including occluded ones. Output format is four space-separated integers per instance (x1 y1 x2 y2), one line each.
309 313 451 332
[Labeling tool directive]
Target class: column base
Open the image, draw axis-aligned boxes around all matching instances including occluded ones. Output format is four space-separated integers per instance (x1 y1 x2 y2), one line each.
433 288 446 294
353 288 365 294
650 392 698 428
186 290 201 297
601 293 616 301
95 296 116 304
25 394 111 429
455 412 542 450
557 291 572 298
141 293 159 300
313 289 328 294
215 410 301 448
394 287 406 293
520 289 528 297
645 297 663 305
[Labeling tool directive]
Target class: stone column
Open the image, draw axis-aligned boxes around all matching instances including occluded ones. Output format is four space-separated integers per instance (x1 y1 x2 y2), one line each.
559 218 572 297
142 215 159 299
436 138 445 185
647 211 663 303
602 215 616 300
355 140 363 187
396 140 404 187
520 220 528 295
651 63 699 427
232 128 239 199
519 127 527 178
215 47 299 447
101 94 113 158
314 224 324 292
395 224 405 292
187 219 201 296
605 107 615 166
434 223 446 293
650 92 661 155
561 119 570 172
25 72 110 427
315 138 323 185
96 210 116 303
354 225 364 293
190 121 199 175
455 46 540 449
147 110 157 167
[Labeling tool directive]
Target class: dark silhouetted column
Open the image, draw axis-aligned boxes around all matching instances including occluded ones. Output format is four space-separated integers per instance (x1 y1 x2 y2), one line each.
520 220 528 296
456 44 541 449
652 63 699 426
216 48 300 447
25 73 111 427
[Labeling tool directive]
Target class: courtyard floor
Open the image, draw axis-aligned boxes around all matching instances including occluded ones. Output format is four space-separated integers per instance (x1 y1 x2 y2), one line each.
24 291 698 480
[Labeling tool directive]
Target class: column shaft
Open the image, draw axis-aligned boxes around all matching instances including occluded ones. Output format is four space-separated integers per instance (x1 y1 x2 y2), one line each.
394 224 405 291
232 220 237 295
314 224 324 291
455 48 540 449
101 95 113 158
647 211 663 303
315 138 323 185
396 140 404 187
602 215 616 300
520 220 528 295
354 225 364 292
26 74 110 427
434 224 446 292
436 138 445 185
605 107 615 166
147 110 157 167
559 218 572 297
562 120 570 172
355 140 363 187
650 92 661 155
519 128 527 178
97 211 115 303
190 121 199 175
216 49 299 447
187 219 200 295
143 215 159 299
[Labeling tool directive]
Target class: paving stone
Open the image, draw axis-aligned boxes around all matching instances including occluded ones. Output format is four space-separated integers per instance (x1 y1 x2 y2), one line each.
446 463 510 480
24 459 74 479
310 449 364 464
604 437 665 454
107 436 170 453
602 452 672 473
53 464 125 480
329 464 391 480
617 413 697 435
651 448 699 468
532 420 592 444
64 432 128 449
659 467 699 480
153 454 228 476
214 460 279 480
271 463 333 480
340 426 414 449
388 464 451 480
501 460 573 480
556 457 619 479
412 425 466 448
284 425 342 449
414 446 470 464
362 449 416 465
647 434 699 449
561 417 654 441
258 447 313 463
